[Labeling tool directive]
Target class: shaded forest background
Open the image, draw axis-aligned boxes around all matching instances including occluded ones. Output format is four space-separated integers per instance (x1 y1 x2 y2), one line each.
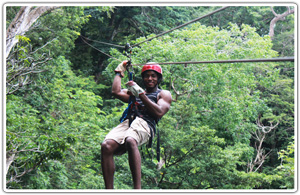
5 5 295 189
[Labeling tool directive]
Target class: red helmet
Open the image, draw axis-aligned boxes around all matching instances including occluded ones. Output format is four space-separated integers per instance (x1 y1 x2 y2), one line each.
141 62 162 76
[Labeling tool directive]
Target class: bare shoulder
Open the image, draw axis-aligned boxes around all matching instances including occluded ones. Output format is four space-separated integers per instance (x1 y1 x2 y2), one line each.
159 89 171 97
158 89 172 103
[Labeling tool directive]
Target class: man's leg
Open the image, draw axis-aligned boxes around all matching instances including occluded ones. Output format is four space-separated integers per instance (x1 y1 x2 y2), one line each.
101 139 121 189
125 137 141 189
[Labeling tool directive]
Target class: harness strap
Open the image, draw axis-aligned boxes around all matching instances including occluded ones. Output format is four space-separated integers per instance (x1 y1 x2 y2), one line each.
156 127 160 161
145 124 160 162
119 71 136 125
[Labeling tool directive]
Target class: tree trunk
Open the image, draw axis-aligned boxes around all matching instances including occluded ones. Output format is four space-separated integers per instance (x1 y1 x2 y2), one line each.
6 154 15 175
6 6 59 58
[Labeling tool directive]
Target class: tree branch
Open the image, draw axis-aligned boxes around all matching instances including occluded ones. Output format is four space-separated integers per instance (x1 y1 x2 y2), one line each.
269 6 294 39
248 116 279 172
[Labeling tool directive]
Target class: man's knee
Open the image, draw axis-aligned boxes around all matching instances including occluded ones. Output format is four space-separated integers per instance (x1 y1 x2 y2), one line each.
125 137 138 150
101 140 116 155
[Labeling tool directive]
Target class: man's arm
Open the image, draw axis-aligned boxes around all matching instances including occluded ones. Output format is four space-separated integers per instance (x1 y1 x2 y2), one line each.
112 61 130 103
139 90 172 119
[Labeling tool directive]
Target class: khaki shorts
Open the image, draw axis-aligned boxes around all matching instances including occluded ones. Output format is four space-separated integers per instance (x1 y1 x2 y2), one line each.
104 117 151 146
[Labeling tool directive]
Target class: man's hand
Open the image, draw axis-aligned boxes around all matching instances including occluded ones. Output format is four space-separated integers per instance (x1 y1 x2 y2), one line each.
114 60 128 77
126 81 145 97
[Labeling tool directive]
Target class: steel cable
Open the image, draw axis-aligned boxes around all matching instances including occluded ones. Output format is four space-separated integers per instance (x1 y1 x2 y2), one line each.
79 7 294 67
132 57 295 66
80 36 122 62
80 35 125 48
131 6 230 48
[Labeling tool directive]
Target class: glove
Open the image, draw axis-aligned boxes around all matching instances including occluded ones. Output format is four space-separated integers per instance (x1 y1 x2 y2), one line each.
126 81 145 97
114 61 128 77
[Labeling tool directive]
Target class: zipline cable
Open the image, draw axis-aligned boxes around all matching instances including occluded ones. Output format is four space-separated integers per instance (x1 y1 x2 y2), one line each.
79 7 294 67
80 36 122 62
131 57 295 66
80 7 230 62
131 6 230 48
80 35 125 48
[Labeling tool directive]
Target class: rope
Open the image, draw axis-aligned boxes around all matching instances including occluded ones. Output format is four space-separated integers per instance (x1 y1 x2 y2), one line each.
131 6 230 48
132 57 295 66
80 36 122 62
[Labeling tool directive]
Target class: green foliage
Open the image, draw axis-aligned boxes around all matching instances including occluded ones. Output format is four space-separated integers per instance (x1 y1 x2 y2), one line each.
25 160 69 189
6 6 294 190
6 6 21 27
129 23 277 145
200 6 295 56
68 6 210 80
6 6 92 95
27 7 89 57
6 56 107 189
103 22 293 189
271 13 294 56
275 137 295 189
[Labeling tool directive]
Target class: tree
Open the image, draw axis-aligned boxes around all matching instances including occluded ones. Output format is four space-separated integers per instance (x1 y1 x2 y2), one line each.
6 6 99 187
199 6 295 56
6 6 59 58
248 115 279 173
6 6 89 95
6 56 106 188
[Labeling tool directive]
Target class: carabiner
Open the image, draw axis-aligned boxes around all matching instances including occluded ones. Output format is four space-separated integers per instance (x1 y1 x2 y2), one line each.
126 60 134 80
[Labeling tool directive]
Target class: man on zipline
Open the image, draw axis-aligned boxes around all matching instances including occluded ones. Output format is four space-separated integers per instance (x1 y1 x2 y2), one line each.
101 60 172 189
